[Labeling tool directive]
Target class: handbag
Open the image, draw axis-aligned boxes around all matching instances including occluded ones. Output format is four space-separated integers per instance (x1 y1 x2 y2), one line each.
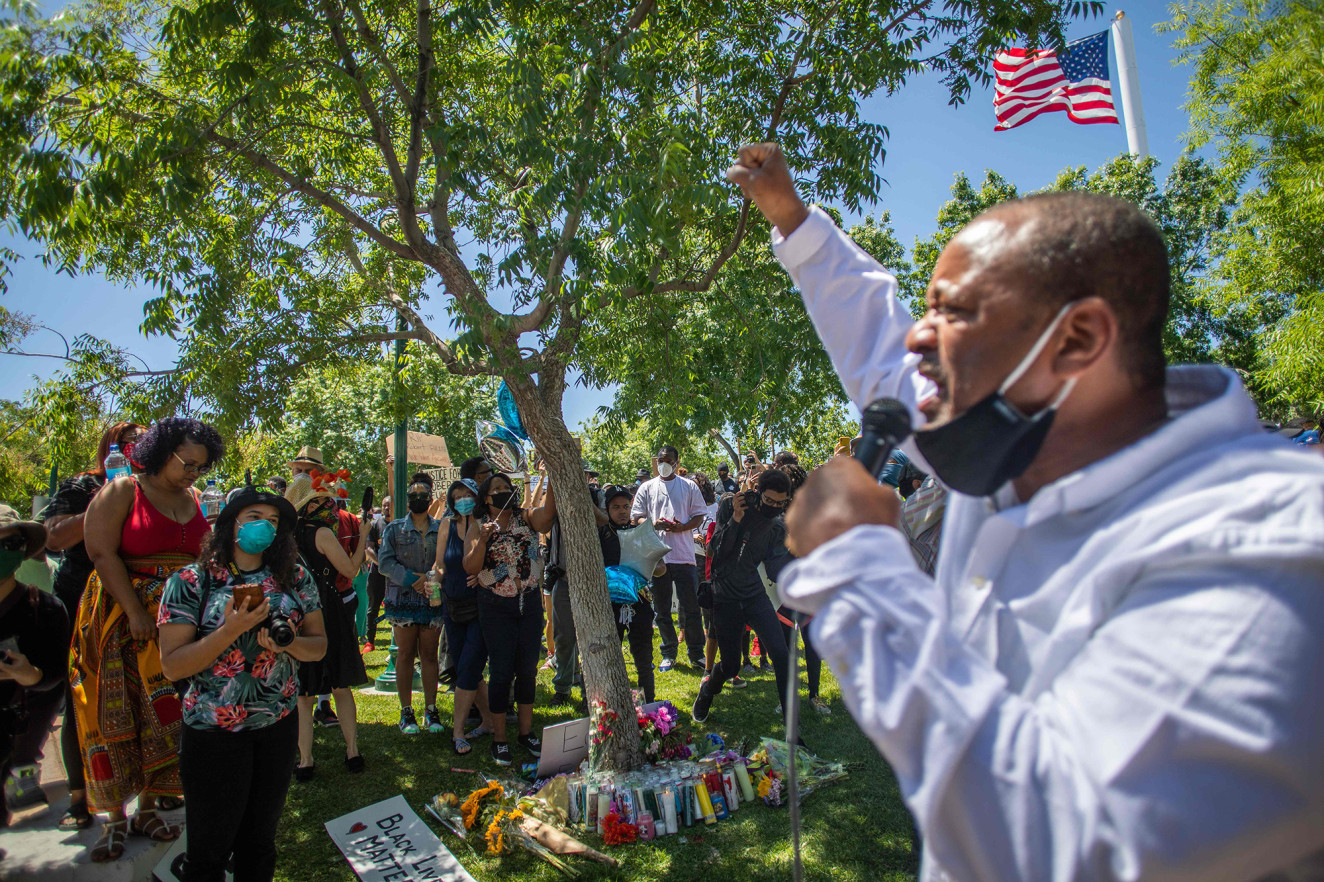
696 580 714 609
446 592 480 624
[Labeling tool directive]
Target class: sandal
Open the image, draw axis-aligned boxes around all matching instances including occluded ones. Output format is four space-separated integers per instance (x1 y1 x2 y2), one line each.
345 754 365 773
130 809 181 842
464 723 492 741
157 796 184 811
452 737 473 756
90 818 129 862
59 800 94 831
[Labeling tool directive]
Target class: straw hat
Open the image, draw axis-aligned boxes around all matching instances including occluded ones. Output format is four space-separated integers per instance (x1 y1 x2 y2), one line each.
287 446 324 469
0 504 47 559
284 473 333 514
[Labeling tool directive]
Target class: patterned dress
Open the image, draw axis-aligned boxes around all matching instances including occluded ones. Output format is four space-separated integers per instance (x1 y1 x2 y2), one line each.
69 478 209 811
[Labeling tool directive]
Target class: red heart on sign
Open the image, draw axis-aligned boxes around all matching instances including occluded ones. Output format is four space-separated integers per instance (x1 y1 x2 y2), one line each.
349 822 367 834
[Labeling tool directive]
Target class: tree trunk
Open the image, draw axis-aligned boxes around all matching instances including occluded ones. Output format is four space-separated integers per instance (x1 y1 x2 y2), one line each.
505 373 644 772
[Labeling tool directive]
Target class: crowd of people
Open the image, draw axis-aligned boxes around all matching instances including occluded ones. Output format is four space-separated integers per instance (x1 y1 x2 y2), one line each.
4 409 926 877
4 139 1324 882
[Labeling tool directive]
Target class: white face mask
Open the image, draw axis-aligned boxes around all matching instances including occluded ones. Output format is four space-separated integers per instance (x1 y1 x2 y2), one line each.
657 462 675 478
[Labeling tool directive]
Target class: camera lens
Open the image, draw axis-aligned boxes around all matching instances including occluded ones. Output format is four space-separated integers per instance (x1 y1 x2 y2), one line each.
266 614 295 647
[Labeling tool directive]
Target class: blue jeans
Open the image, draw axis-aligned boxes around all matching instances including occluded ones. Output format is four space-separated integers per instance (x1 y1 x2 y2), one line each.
443 609 488 693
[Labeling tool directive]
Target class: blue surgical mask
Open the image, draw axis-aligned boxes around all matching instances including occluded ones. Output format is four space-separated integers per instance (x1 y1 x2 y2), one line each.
236 519 278 554
453 498 476 516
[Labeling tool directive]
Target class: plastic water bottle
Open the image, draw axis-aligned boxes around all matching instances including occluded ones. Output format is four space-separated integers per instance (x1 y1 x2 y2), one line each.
202 479 223 519
427 570 442 607
104 444 131 480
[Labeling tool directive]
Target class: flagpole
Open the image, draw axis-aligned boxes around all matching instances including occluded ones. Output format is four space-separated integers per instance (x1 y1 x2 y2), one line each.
1110 11 1149 158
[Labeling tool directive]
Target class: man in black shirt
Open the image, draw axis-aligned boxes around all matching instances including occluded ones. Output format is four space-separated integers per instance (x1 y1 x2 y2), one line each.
716 463 739 495
691 470 793 723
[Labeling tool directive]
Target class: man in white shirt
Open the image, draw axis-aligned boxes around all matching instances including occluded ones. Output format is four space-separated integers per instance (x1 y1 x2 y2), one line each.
631 445 708 671
728 143 1324 882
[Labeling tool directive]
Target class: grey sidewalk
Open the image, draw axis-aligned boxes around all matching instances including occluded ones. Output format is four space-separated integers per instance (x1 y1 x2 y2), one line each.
0 718 183 881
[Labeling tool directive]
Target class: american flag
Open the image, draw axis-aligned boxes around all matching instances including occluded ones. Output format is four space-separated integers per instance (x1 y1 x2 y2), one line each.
993 31 1119 131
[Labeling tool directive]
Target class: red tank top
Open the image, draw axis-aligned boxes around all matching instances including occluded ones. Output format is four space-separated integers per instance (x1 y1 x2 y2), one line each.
119 479 210 559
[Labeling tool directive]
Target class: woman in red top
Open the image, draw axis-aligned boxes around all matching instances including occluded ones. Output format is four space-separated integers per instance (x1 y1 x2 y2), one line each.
73 417 223 862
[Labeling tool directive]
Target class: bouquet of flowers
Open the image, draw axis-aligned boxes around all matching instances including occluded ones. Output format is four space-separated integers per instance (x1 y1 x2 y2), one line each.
637 701 693 762
428 779 617 876
591 699 694 766
747 737 850 801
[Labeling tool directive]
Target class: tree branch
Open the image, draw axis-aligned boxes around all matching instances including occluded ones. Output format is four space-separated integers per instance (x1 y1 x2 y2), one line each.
204 130 416 261
341 241 492 377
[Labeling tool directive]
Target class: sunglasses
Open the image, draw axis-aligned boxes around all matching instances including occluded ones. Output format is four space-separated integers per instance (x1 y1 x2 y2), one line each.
172 451 211 477
0 534 27 552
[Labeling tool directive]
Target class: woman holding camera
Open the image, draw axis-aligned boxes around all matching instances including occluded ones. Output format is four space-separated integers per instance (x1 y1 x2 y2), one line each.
158 485 326 882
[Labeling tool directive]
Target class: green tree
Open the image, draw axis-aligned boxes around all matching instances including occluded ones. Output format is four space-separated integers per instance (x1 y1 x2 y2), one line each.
1162 0 1324 412
0 0 1103 768
903 156 1254 387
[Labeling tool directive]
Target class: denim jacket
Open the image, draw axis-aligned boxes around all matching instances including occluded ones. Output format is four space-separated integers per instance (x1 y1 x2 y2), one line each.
377 516 441 590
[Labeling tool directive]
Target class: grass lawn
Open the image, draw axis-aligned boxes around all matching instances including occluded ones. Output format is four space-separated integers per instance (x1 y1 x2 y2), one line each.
275 622 919 881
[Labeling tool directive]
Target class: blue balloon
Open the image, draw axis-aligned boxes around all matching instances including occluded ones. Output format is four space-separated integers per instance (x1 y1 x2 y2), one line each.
497 382 529 441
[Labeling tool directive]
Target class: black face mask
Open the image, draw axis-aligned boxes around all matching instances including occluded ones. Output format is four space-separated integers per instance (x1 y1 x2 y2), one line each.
912 304 1077 497
407 494 431 514
759 503 785 519
489 490 518 511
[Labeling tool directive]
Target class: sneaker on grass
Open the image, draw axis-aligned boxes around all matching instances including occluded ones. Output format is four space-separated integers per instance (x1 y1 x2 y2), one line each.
398 707 420 735
517 733 542 757
691 688 713 724
424 707 446 732
811 696 831 715
491 741 513 766
658 658 674 672
730 675 748 689
314 701 339 728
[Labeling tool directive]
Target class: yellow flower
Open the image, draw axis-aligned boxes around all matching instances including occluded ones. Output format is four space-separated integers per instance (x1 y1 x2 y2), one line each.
757 775 772 798
460 782 505 830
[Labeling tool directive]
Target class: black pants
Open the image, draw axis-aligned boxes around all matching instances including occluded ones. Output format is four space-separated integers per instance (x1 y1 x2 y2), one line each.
10 684 60 768
781 614 822 699
652 563 703 664
178 714 298 882
477 591 543 714
62 682 86 792
365 570 387 643
613 599 656 703
701 594 788 704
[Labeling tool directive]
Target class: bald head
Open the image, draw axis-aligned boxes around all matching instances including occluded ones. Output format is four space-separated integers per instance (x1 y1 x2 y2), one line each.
969 192 1170 390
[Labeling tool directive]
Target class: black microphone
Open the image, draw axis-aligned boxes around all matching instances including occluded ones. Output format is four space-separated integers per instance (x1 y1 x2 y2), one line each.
854 398 913 480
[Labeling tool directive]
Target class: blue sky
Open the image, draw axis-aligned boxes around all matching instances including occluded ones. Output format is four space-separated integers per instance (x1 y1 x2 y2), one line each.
1 2 1195 431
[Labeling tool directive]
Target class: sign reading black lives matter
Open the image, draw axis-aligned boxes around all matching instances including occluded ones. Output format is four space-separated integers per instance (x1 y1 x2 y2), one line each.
326 794 476 882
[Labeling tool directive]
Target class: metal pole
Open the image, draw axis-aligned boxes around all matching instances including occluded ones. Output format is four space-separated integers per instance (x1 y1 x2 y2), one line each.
1111 11 1149 158
376 323 421 692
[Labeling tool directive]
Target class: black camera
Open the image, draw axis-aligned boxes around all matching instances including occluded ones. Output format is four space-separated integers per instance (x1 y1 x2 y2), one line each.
741 489 761 511
265 613 295 648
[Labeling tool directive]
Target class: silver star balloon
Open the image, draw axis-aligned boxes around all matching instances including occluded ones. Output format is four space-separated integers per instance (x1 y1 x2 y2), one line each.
617 519 671 583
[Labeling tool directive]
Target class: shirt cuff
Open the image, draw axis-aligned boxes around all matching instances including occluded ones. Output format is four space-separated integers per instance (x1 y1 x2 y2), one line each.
778 523 914 614
771 205 837 271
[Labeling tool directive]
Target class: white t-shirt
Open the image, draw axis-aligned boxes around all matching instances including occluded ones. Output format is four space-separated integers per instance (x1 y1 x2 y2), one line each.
630 476 708 565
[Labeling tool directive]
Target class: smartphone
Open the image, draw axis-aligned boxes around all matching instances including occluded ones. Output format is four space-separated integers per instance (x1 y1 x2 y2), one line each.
0 636 18 663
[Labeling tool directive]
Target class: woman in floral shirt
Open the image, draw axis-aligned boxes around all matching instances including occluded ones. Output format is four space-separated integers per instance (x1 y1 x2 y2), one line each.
158 485 326 882
463 472 556 767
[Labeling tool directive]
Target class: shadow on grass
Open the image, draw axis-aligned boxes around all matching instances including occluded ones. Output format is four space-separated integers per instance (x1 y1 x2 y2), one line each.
274 629 919 881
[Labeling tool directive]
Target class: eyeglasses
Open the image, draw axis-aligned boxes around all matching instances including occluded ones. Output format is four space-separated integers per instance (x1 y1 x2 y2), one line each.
760 496 788 509
172 451 211 476
0 534 27 552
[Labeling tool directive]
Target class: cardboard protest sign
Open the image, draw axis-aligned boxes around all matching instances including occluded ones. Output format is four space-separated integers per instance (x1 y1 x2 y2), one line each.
327 794 476 882
385 432 452 468
537 702 664 778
